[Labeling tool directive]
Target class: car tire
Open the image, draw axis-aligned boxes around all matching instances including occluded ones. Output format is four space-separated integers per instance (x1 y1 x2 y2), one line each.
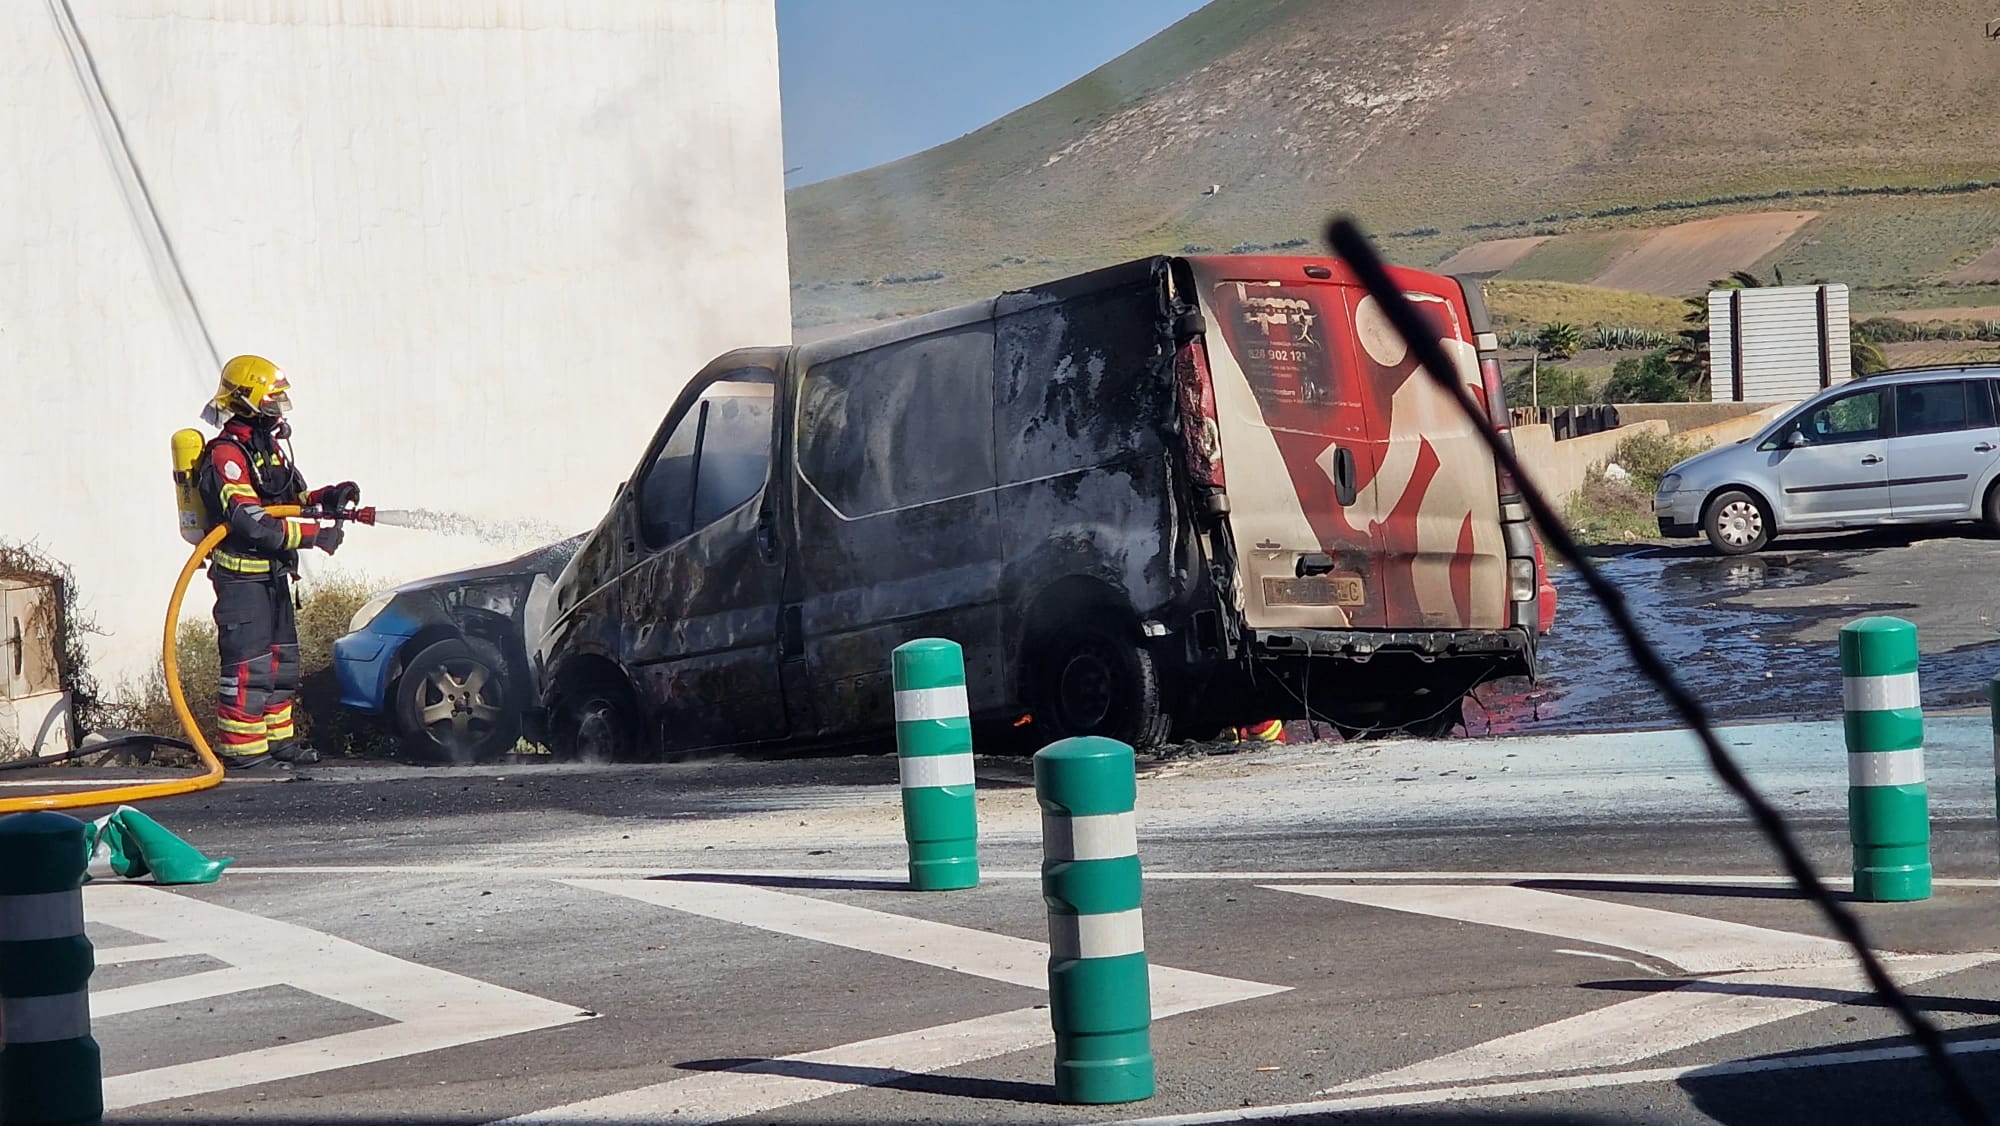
1703 490 1771 555
548 676 640 762
393 637 520 764
1983 482 2000 535
1031 616 1171 750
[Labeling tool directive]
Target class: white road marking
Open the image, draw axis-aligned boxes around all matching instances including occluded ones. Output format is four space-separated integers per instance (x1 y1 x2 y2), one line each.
1108 1036 2000 1123
222 865 1999 888
84 884 589 1110
490 1007 1051 1126
1552 949 1665 974
565 879 1278 1011
493 880 1286 1124
92 966 278 1018
1270 884 1851 973
93 941 202 965
1328 953 1994 1094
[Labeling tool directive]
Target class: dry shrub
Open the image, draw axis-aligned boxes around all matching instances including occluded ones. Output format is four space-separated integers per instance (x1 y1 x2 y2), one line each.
105 571 397 757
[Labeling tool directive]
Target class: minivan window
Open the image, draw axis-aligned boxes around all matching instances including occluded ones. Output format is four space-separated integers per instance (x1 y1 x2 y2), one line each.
1894 381 1981 437
1794 387 1884 445
798 326 995 517
637 381 774 547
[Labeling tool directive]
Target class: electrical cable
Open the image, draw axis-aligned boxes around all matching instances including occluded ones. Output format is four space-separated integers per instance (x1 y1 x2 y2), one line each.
1325 215 1990 1125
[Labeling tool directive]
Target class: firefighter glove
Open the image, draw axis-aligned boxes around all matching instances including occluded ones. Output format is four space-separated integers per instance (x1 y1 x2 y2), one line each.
320 481 361 514
313 522 345 556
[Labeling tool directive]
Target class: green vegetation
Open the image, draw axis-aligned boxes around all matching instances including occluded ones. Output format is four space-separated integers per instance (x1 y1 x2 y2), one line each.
1536 323 1582 361
1604 350 1686 402
1484 282 1688 336
1501 232 1640 284
1567 431 1712 545
106 574 396 758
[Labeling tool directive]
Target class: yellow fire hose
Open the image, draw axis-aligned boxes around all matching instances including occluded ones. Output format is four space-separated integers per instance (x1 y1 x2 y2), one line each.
0 505 307 813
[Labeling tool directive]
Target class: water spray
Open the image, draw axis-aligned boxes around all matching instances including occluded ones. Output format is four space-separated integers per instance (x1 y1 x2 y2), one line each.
335 506 572 549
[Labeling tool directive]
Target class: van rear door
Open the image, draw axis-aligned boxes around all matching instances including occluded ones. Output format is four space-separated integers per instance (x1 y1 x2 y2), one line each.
1191 263 1387 629
1188 256 1508 633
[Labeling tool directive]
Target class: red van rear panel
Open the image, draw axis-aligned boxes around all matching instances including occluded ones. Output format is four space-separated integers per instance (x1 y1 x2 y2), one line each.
1185 255 1508 633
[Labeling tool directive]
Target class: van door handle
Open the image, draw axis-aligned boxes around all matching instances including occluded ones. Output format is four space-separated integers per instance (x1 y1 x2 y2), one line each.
1977 443 1995 453
755 507 780 563
1860 454 1883 465
1332 447 1358 506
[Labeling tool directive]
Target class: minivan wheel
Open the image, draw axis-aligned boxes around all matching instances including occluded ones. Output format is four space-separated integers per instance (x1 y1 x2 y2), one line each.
1704 490 1770 555
1033 618 1170 750
1983 482 2000 534
393 638 519 764
550 680 638 761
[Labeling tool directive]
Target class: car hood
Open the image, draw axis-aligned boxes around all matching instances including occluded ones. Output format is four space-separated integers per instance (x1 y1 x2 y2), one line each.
390 534 587 593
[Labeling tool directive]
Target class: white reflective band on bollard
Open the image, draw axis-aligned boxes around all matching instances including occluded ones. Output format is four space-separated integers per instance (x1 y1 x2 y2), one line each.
1042 812 1138 862
2 991 92 1044
1849 748 1927 788
1843 672 1921 712
1049 908 1146 961
0 891 86 942
893 685 970 722
898 752 976 790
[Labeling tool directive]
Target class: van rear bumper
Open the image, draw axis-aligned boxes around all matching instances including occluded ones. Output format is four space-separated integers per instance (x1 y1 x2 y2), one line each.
1250 625 1534 667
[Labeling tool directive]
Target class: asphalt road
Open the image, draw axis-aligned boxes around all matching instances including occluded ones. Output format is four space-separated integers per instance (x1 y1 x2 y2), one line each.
15 709 2000 1126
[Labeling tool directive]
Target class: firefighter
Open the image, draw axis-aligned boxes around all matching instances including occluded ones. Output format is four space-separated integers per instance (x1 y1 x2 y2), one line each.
194 355 360 768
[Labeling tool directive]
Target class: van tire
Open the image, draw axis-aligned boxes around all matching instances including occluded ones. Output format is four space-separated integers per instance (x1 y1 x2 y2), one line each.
1983 481 2000 534
549 676 640 762
1031 617 1171 750
1703 490 1771 555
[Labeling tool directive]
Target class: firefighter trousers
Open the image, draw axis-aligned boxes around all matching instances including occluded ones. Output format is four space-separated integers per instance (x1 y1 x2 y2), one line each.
211 569 301 758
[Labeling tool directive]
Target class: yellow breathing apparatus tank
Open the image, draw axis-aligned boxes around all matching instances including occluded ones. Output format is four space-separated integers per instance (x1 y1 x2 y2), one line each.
171 428 208 546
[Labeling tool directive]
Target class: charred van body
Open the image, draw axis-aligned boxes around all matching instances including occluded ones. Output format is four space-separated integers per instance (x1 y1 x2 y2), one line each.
530 255 1547 757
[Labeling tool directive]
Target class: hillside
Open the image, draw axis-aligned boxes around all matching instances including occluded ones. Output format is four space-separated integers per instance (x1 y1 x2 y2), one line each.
786 0 2000 329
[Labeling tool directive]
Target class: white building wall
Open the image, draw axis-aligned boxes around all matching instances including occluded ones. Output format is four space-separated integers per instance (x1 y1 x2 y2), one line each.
0 0 792 686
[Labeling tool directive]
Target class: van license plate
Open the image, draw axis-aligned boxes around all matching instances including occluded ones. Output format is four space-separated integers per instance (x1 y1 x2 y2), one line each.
1264 576 1366 607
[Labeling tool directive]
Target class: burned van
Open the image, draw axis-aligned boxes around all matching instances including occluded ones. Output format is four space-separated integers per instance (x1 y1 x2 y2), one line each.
530 255 1547 757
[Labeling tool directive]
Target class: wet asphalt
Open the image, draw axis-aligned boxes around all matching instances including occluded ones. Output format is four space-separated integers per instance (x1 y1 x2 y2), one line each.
1469 526 2000 736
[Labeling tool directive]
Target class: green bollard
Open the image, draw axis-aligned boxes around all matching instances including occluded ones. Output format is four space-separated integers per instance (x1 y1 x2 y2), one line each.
0 811 102 1126
1841 617 1930 902
1990 676 2000 855
1036 736 1154 1105
892 638 979 891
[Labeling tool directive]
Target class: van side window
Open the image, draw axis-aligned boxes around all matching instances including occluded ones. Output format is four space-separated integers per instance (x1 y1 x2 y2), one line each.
798 327 996 517
1894 381 1978 437
637 379 774 547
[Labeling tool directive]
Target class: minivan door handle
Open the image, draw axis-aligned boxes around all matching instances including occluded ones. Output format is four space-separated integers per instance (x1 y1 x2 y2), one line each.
755 507 780 563
1860 454 1883 465
1977 443 1996 453
1331 446 1358 506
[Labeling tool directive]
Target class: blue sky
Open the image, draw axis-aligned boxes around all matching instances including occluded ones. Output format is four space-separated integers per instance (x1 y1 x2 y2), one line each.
776 0 1209 186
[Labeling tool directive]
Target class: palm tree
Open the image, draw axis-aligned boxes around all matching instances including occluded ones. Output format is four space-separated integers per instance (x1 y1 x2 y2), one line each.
1668 270 1773 396
1851 327 1888 378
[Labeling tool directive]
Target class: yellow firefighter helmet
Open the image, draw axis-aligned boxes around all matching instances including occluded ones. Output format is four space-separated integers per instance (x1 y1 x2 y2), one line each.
202 355 292 426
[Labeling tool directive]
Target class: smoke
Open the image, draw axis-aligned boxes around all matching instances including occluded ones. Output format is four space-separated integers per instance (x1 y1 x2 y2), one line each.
368 508 574 550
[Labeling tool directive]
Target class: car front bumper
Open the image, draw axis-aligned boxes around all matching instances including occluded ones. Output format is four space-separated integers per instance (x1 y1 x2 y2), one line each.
1654 490 1702 538
333 631 397 714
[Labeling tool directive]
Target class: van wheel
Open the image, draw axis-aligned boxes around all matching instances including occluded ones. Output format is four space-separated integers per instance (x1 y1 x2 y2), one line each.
1033 618 1170 750
549 677 639 761
1983 482 2000 534
1704 490 1770 555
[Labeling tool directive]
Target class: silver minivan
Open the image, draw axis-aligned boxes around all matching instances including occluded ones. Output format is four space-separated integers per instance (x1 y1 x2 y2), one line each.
1654 365 2000 555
